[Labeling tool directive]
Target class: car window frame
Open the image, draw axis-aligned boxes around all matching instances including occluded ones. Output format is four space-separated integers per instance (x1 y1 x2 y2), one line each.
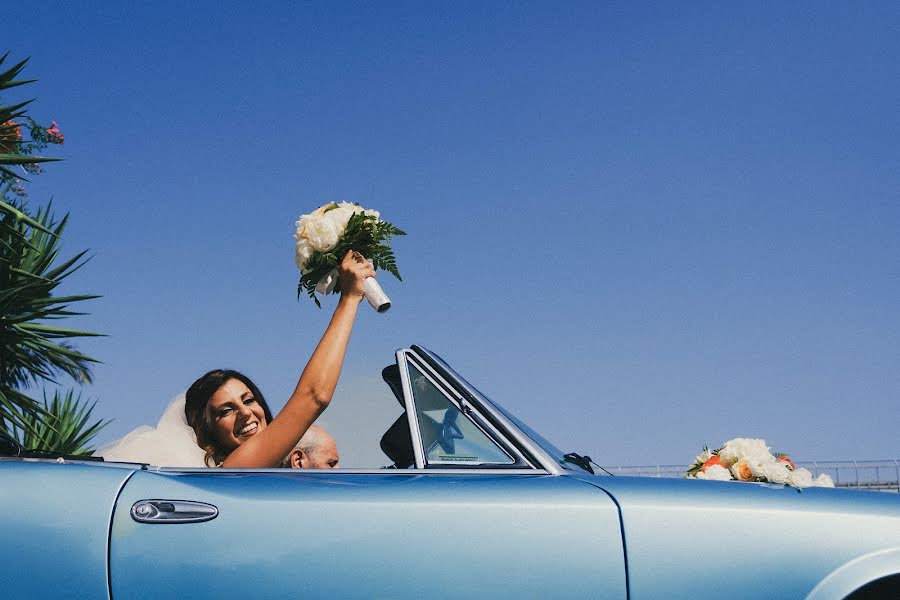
408 345 566 475
397 349 534 470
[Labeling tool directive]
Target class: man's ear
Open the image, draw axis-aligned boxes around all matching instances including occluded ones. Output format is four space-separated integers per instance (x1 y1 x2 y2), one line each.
289 448 305 469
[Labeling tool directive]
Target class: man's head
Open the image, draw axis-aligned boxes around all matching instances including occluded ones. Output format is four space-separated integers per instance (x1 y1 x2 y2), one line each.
284 424 340 469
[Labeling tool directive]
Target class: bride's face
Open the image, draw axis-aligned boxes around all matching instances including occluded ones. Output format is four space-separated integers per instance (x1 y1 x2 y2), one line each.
208 378 268 452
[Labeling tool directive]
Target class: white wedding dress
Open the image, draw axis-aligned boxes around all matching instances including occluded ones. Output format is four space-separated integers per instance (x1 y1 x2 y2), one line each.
96 394 208 467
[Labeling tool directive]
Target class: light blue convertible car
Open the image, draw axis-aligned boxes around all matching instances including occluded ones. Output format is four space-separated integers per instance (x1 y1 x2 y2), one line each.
2 346 899 599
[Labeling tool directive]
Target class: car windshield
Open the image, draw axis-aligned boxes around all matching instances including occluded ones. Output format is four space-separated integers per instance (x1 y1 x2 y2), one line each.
480 395 589 473
416 348 592 474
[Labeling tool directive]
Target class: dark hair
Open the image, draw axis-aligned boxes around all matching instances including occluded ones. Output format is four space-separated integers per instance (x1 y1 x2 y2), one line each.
185 369 274 467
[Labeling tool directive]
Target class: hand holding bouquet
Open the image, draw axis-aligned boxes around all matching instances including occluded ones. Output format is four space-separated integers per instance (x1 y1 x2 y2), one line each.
294 202 405 311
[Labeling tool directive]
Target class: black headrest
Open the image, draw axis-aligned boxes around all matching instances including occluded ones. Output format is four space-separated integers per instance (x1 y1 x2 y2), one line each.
380 414 414 469
382 365 405 407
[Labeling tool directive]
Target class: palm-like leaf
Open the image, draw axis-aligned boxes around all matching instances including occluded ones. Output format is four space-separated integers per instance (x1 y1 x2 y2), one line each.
0 52 35 91
0 53 102 444
0 53 61 184
0 201 101 438
8 388 111 455
0 54 36 182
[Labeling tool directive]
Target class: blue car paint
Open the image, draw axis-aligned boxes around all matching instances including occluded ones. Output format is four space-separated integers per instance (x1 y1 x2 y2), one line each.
0 460 136 600
3 459 899 599
4 344 899 599
110 469 627 599
574 473 900 600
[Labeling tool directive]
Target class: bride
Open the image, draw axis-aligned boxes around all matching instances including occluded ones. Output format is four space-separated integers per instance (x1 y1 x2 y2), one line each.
98 250 374 468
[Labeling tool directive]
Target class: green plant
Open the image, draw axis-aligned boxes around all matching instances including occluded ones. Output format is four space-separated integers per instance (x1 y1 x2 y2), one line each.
0 201 101 440
8 388 110 455
0 52 62 198
0 52 101 446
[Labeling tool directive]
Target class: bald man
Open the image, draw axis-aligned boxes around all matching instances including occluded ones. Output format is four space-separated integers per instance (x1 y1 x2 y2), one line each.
283 424 340 469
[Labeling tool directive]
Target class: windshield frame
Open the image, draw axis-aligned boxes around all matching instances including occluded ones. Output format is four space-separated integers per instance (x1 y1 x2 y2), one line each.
398 349 533 469
486 399 594 474
410 345 576 475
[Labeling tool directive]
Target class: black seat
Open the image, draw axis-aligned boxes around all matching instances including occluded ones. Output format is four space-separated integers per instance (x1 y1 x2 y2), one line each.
380 365 414 468
380 414 414 469
379 364 452 467
382 364 405 407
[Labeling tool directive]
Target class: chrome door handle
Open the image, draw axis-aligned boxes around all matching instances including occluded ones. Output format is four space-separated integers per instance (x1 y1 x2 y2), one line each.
131 500 218 524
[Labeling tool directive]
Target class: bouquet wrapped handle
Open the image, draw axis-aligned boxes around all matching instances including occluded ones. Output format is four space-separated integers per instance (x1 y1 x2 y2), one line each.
314 265 391 313
362 276 391 313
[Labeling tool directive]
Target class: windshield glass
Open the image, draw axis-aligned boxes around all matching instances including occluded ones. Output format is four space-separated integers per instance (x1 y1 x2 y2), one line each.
416 347 592 474
407 363 515 466
482 396 587 473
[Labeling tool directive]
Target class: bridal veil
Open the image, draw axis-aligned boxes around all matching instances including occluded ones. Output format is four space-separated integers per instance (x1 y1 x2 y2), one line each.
96 394 208 467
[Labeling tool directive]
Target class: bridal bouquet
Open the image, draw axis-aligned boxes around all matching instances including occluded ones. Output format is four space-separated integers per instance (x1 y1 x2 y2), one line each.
294 202 405 311
686 437 834 489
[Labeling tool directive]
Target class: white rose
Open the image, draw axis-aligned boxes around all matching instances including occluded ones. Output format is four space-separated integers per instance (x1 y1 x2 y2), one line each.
310 203 333 217
719 438 771 463
788 467 814 488
812 474 835 488
293 201 379 266
294 214 315 240
301 216 340 252
295 239 314 272
696 464 733 481
762 462 790 484
747 452 777 478
747 460 767 479
346 202 379 222
694 449 713 465
730 459 755 481
325 203 357 232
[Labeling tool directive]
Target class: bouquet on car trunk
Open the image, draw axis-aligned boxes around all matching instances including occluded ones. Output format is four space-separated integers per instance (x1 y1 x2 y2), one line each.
686 437 834 489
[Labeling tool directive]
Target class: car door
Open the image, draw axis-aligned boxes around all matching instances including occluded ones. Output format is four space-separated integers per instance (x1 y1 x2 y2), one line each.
108 348 627 599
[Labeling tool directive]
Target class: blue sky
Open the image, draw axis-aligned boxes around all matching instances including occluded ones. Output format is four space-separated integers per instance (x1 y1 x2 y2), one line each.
7 2 898 466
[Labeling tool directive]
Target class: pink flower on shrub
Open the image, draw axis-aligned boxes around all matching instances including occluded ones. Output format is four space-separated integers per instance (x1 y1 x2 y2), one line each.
46 120 64 144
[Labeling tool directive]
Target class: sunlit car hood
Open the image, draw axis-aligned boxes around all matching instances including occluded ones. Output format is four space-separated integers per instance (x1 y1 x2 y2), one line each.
581 472 900 516
573 474 900 599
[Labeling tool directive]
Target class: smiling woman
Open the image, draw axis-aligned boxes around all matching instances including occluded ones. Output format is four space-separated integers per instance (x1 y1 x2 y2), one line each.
185 370 274 466
177 249 376 468
96 249 376 468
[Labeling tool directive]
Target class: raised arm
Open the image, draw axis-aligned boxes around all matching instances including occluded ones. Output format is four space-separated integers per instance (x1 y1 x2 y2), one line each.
221 250 375 468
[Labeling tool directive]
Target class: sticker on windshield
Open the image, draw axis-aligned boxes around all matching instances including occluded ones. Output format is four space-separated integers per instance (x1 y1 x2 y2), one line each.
437 454 479 462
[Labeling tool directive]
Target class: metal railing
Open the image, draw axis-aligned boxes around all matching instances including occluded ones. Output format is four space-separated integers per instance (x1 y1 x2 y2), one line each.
607 459 900 492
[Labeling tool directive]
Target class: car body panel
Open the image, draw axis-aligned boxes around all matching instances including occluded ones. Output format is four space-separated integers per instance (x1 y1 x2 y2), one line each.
805 547 900 600
0 460 136 600
110 469 627 599
573 473 900 599
4 345 899 599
